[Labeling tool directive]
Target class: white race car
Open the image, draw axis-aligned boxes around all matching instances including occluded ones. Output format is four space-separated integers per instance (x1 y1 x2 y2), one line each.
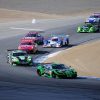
86 13 100 23
43 34 69 48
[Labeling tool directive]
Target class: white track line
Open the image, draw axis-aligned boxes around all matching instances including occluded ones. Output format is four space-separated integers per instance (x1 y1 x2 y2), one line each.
10 27 44 31
33 50 63 63
78 76 100 80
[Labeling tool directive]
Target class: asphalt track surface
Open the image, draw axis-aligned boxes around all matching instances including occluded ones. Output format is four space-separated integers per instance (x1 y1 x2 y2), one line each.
0 18 100 100
0 0 100 14
0 0 100 99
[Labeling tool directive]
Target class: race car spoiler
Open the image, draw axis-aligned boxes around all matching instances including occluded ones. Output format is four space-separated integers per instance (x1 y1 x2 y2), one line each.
28 30 45 34
50 34 69 37
7 49 26 52
85 22 100 24
7 49 19 51
94 13 100 16
51 34 69 37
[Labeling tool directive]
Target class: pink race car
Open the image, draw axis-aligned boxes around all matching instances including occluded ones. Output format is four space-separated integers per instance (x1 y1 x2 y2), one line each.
24 31 44 45
18 38 38 53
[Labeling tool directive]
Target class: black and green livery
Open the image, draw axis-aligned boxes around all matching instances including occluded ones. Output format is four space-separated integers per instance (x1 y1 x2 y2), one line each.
77 22 99 33
7 49 33 66
37 63 77 79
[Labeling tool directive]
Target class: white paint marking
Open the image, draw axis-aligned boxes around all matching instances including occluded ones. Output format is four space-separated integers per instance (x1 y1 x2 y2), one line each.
10 27 43 31
78 76 100 80
33 50 63 63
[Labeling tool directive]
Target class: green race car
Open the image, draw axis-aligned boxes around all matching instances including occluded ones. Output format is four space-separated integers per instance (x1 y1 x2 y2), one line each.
77 23 99 33
7 49 33 66
37 63 77 79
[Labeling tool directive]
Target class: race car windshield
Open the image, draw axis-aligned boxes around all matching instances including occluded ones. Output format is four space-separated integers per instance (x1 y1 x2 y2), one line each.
52 38 58 41
13 52 27 56
90 15 99 18
83 25 88 27
26 34 37 37
21 42 32 45
84 24 92 27
52 64 67 69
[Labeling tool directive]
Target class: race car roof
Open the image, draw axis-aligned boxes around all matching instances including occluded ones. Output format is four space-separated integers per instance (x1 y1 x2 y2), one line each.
21 38 34 43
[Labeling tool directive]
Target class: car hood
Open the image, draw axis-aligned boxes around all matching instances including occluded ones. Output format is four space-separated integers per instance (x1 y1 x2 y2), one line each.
19 45 34 49
54 68 74 73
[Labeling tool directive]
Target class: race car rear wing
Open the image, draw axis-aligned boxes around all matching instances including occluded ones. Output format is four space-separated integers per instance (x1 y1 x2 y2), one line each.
7 49 26 52
7 49 19 51
85 22 100 25
94 13 100 16
50 34 69 38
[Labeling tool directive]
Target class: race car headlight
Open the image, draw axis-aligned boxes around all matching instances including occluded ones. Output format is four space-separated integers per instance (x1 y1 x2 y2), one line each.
31 46 34 49
57 43 61 45
12 57 19 62
77 27 81 31
57 41 61 45
35 44 37 47
29 46 33 50
18 46 21 50
56 43 61 47
28 56 32 61
49 71 52 75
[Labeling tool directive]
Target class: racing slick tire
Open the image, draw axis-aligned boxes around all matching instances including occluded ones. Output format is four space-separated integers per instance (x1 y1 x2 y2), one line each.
60 41 63 47
10 61 15 66
72 74 77 79
29 62 33 66
37 70 42 76
65 39 69 46
52 72 57 78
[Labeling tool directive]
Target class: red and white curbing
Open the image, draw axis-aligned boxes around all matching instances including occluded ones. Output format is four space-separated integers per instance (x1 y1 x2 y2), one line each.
33 50 62 63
